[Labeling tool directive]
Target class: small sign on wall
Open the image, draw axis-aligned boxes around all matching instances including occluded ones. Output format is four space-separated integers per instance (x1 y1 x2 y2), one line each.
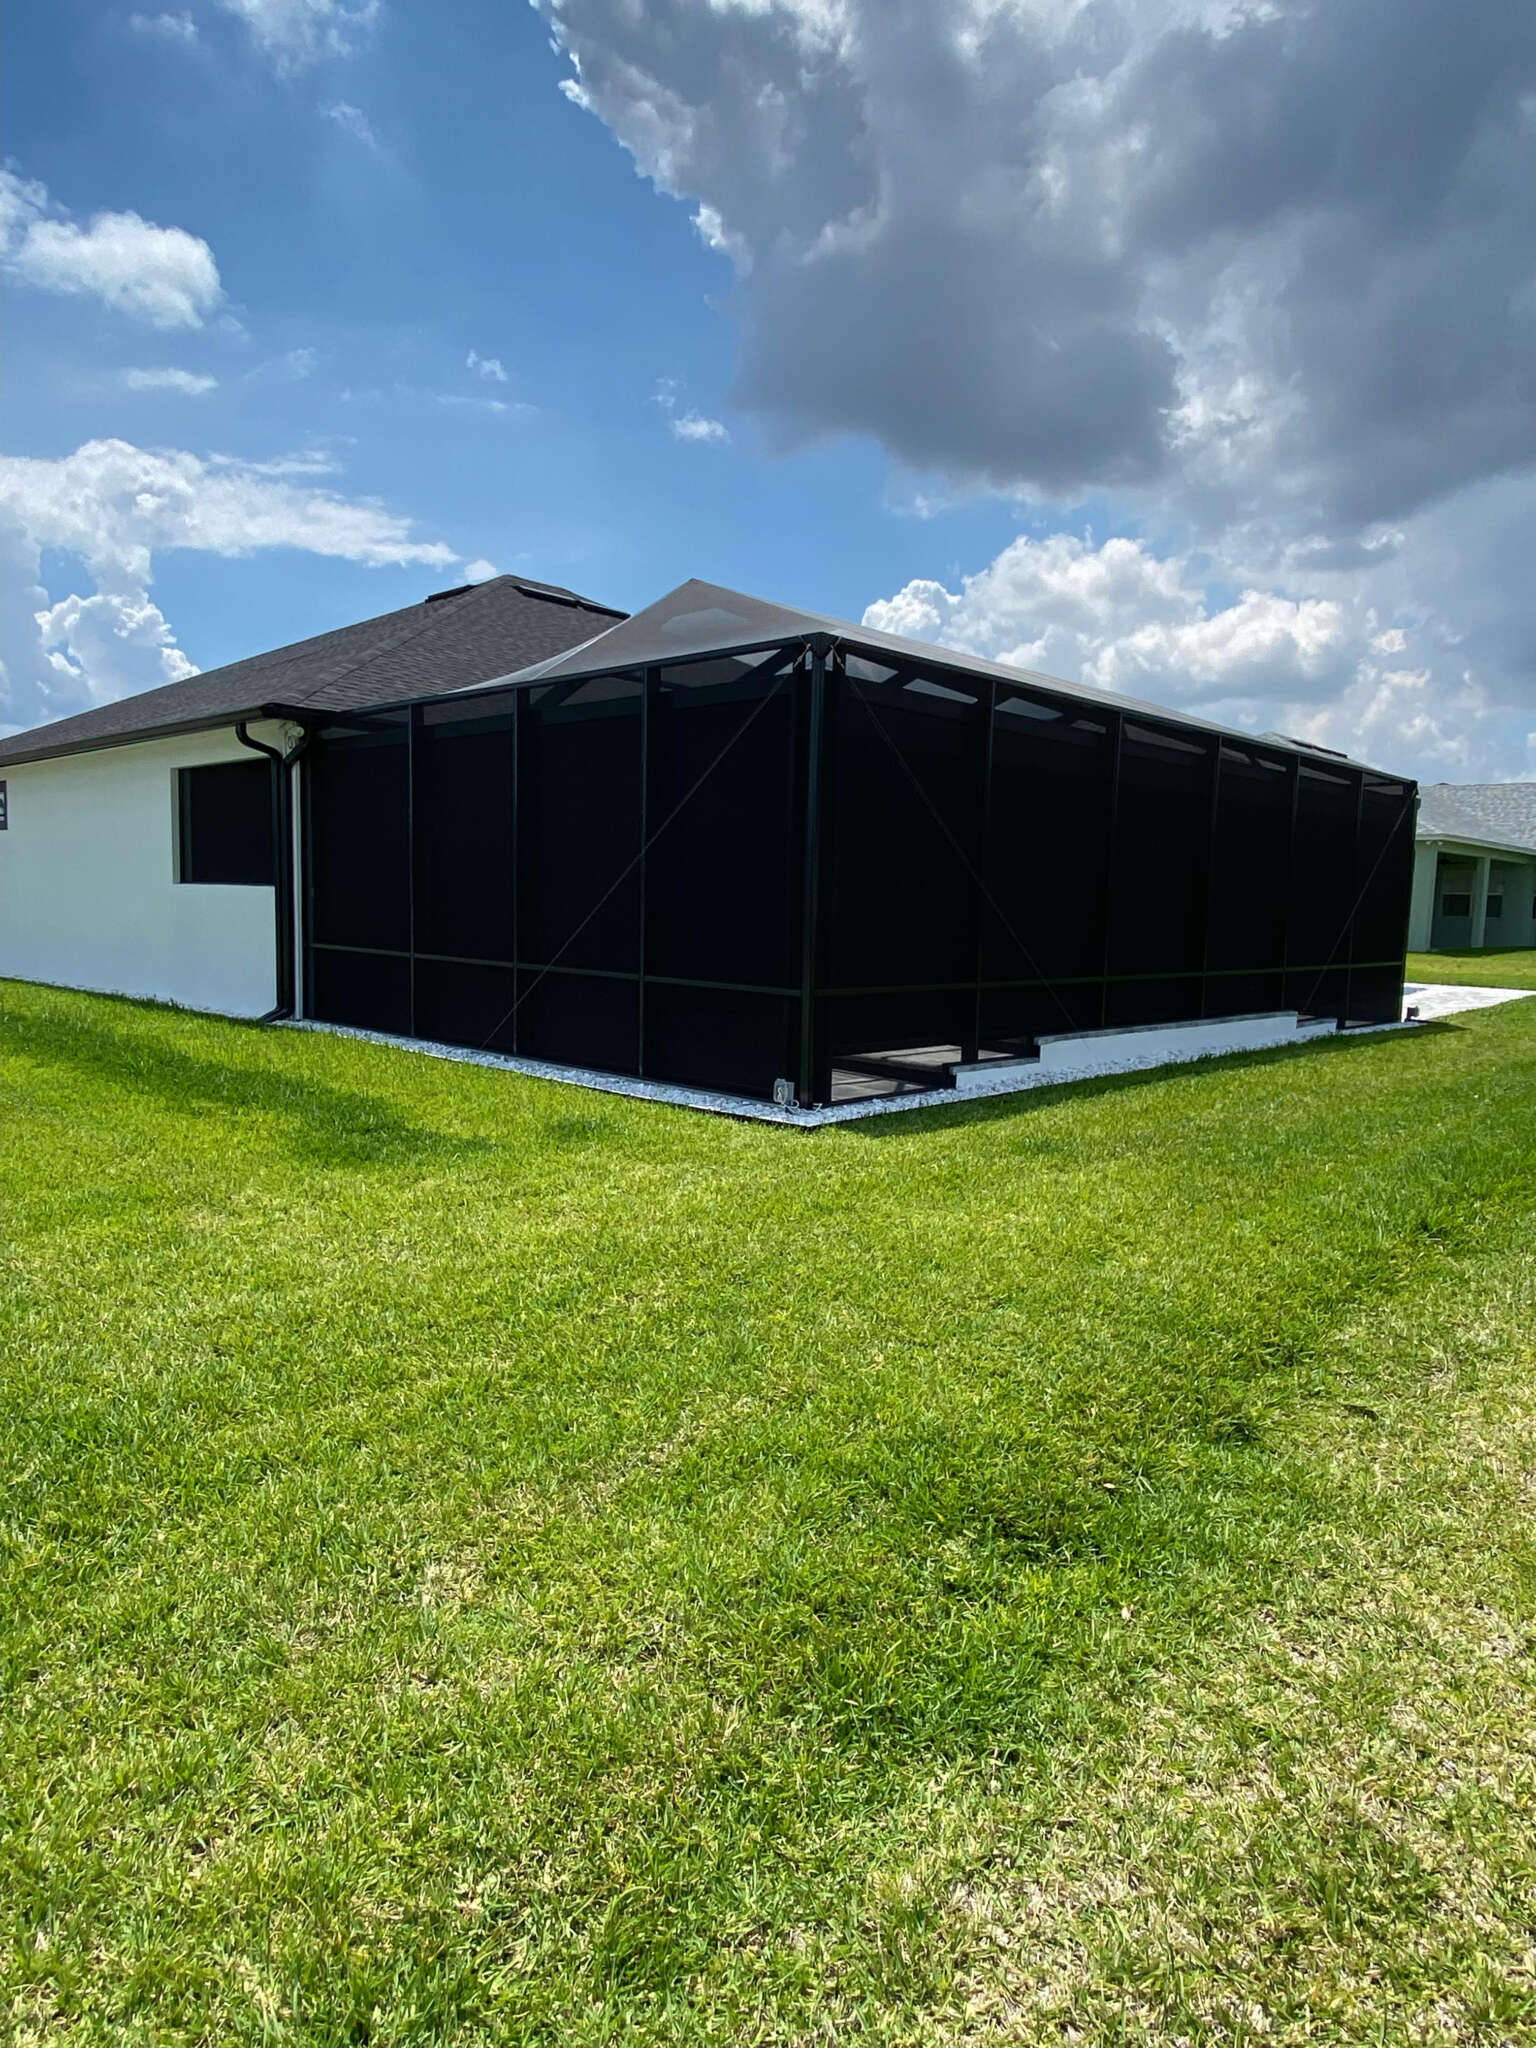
0 779 7 830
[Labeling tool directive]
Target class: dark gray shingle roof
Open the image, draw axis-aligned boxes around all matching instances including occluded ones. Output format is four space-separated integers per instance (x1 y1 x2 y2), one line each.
0 575 625 766
1417 782 1536 854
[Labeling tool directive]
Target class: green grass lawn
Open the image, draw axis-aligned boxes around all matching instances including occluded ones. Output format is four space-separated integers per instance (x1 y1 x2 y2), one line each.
4 978 1535 2046
1409 945 1536 990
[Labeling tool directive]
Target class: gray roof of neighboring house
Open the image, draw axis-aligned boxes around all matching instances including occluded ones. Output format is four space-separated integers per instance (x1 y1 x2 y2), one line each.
1416 782 1536 857
0 575 625 767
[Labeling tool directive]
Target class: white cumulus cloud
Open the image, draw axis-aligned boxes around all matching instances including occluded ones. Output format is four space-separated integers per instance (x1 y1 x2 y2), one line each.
124 368 219 394
864 525 1535 780
534 0 1536 775
467 350 509 383
1 168 222 329
0 438 457 734
218 0 380 73
128 12 199 41
324 101 378 147
671 411 730 444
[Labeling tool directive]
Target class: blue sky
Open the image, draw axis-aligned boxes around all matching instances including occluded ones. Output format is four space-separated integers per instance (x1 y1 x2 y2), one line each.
3 1 1534 779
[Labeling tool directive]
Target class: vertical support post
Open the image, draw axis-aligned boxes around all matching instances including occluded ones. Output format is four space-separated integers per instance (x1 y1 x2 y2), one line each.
234 718 298 1018
1469 852 1492 949
1097 710 1124 1028
968 677 995 1062
1344 771 1365 1021
638 667 656 1076
510 686 522 1054
287 751 304 1019
1197 740 1222 1018
300 747 314 1019
797 641 828 1107
1277 753 1302 1018
406 705 418 1040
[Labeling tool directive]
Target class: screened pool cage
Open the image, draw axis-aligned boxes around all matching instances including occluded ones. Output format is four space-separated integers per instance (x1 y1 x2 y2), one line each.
300 582 1418 1108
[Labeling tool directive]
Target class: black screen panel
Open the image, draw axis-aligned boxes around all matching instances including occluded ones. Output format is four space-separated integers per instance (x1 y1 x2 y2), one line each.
644 985 797 1097
516 969 639 1076
822 670 985 990
1288 766 1359 977
984 694 1115 981
414 702 515 961
1207 747 1293 973
646 664 799 988
517 681 642 972
1352 776 1414 968
1107 724 1215 980
307 717 410 951
309 948 410 1036
413 957 517 1055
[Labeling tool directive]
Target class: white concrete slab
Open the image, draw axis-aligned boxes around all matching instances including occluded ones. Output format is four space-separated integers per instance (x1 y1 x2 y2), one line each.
1402 981 1534 1021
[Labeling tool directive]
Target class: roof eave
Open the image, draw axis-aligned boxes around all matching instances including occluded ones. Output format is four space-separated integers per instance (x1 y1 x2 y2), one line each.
0 704 310 769
1417 829 1536 860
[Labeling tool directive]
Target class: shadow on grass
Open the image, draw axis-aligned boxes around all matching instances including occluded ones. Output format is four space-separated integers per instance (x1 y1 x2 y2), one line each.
4 997 490 1171
842 1017 1465 1139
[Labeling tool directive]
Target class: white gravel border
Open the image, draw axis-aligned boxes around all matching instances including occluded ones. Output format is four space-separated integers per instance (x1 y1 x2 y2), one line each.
285 980 1530 1127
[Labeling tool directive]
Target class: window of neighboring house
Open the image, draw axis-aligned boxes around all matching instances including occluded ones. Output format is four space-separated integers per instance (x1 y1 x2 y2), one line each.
1486 893 1504 919
177 760 275 885
1440 892 1471 918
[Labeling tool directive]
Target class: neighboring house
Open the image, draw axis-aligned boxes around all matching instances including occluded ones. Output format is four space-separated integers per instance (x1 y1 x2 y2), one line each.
1409 784 1536 952
0 576 623 1019
1 575 1419 1110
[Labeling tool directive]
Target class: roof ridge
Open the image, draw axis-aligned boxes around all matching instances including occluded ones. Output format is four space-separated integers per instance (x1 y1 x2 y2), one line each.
280 577 507 708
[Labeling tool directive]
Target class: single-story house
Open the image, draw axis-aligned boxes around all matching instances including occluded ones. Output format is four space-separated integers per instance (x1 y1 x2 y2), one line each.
1 575 1418 1109
1408 784 1536 952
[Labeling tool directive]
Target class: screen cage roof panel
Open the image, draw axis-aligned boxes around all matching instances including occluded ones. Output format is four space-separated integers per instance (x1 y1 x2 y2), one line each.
463 579 1396 777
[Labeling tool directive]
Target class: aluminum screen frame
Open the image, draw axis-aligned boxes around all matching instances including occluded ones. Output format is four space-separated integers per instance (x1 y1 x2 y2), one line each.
301 632 1417 1107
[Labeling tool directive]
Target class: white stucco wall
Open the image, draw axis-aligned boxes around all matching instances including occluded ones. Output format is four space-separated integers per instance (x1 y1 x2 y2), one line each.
1412 836 1536 953
1407 841 1438 951
0 726 284 1018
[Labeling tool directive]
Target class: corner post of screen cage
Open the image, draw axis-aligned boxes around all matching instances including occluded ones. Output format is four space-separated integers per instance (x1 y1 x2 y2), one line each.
406 703 419 1041
1344 769 1366 1024
1097 708 1126 1029
1278 749 1301 987
797 638 830 1107
1197 732 1222 1018
638 666 658 1077
968 676 996 1062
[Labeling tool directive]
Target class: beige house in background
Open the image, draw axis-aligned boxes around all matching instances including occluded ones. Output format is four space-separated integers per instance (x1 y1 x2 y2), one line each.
1409 784 1536 951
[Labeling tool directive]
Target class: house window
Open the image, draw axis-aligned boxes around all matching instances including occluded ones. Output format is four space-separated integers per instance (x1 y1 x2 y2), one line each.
177 760 275 885
1440 892 1471 918
1486 893 1504 920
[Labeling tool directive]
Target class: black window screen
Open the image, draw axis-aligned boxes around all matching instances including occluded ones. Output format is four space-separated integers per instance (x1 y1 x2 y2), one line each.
1207 746 1292 979
645 657 799 988
177 759 274 886
822 664 984 991
1351 776 1414 977
1287 765 1359 1005
414 700 515 961
517 678 642 973
300 642 1415 1105
307 715 410 952
414 957 517 1055
984 693 1114 983
1106 724 1215 981
643 984 796 1098
516 968 640 1076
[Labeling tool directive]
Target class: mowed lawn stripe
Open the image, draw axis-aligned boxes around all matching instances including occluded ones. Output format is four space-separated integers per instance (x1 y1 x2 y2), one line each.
3 969 1534 2045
